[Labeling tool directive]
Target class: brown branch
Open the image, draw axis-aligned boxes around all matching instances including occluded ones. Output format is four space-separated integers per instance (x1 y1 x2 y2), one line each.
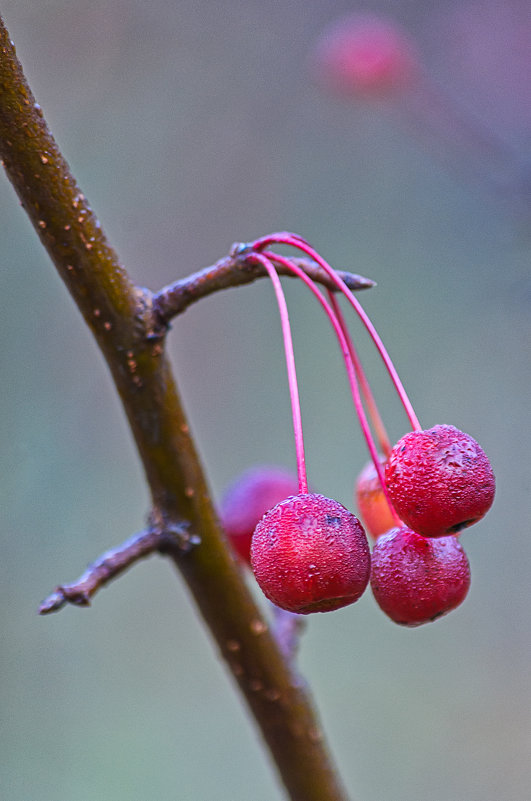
0 16 351 801
154 247 375 324
38 529 160 613
39 527 306 665
0 23 143 347
38 524 196 614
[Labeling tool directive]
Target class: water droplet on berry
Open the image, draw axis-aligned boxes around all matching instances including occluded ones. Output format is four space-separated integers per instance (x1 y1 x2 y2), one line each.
385 425 495 537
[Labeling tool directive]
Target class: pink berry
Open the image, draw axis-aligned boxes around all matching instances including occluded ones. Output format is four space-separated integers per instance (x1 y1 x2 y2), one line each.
251 493 370 614
220 466 300 564
355 458 400 540
370 526 471 626
312 12 419 97
385 425 495 538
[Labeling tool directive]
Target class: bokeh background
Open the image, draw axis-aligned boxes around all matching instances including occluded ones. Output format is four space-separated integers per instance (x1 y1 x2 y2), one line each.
1 1 530 800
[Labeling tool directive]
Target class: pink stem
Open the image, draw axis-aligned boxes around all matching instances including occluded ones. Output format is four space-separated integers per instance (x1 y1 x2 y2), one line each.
328 291 392 458
254 233 422 433
248 253 308 495
264 251 400 522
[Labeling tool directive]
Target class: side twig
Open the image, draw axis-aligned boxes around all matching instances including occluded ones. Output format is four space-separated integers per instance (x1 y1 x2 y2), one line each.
39 529 161 614
153 249 374 325
38 523 196 614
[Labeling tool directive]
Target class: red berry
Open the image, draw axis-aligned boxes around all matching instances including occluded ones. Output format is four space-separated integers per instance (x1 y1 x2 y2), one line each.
251 493 370 614
220 466 299 564
385 425 495 538
355 458 400 540
311 12 419 97
370 526 471 626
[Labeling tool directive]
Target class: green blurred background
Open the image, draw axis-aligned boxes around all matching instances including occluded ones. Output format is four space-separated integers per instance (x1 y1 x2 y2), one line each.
1 1 530 799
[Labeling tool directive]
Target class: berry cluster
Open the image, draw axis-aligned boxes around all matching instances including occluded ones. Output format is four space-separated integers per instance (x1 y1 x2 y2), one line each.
220 233 495 626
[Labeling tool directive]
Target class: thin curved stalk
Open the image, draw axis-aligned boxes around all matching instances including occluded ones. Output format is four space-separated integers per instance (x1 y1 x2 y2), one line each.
255 233 422 432
249 252 308 494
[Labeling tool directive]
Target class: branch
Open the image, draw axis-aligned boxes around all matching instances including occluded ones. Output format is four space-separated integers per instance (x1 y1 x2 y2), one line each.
0 22 144 345
38 524 195 614
0 16 350 801
154 247 375 324
39 527 306 667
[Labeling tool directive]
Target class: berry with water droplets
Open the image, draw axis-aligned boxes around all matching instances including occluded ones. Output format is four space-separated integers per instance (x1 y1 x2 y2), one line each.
370 526 471 626
251 493 370 614
385 424 495 538
220 466 299 564
355 458 400 539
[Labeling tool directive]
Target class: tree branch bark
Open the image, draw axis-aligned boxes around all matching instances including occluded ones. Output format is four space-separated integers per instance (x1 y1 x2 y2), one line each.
0 16 351 801
38 525 196 614
154 250 374 324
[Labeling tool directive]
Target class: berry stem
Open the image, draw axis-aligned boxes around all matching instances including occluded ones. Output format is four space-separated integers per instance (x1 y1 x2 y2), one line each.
255 233 422 433
327 291 392 458
248 253 309 495
263 250 400 523
271 603 306 662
